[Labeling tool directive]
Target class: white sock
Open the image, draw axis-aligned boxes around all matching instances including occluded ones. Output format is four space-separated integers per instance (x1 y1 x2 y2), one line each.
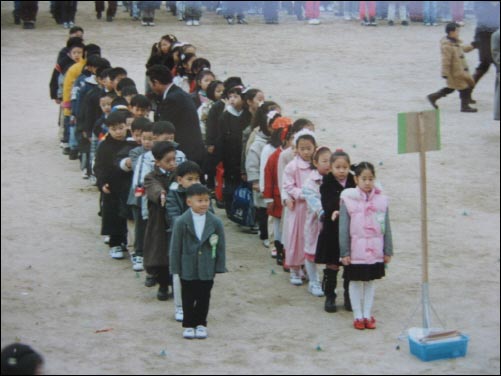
349 281 364 320
363 281 376 319
173 274 182 309
304 260 319 284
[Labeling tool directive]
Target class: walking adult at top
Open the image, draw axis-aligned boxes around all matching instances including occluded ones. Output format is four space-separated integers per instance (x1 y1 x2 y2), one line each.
146 64 206 168
491 28 500 120
471 2 500 89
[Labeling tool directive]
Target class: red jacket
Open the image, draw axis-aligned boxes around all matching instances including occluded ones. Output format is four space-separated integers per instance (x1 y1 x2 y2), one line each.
263 147 283 218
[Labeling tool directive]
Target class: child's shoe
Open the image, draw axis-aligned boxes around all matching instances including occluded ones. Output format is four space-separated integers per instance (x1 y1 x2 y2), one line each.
193 20 200 26
132 255 144 272
195 325 208 339
175 306 184 322
157 286 169 301
183 328 195 339
364 316 376 329
144 274 157 287
109 246 124 259
308 282 324 297
353 319 365 330
263 239 270 248
290 270 303 286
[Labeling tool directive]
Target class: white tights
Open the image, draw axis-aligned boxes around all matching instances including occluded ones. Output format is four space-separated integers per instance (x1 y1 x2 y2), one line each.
349 281 376 320
173 274 182 310
304 259 320 284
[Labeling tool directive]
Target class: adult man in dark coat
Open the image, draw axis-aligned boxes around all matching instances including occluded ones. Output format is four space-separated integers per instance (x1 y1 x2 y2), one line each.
146 64 206 169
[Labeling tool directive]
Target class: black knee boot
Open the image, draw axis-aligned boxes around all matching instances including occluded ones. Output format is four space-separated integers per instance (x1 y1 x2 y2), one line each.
322 269 338 313
343 278 352 311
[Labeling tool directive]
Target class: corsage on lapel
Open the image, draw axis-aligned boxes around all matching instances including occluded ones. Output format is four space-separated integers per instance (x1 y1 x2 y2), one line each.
209 234 219 259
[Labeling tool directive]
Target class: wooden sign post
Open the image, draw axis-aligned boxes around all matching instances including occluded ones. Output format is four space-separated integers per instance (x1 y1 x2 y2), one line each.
398 109 440 329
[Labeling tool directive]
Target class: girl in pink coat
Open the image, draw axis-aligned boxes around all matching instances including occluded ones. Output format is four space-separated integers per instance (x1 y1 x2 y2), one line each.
340 162 393 330
282 129 317 286
302 146 331 297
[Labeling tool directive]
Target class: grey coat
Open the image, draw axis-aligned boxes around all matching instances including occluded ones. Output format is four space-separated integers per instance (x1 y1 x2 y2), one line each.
169 210 226 281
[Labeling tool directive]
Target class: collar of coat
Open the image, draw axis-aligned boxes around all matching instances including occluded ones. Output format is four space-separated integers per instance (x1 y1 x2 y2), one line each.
183 211 218 243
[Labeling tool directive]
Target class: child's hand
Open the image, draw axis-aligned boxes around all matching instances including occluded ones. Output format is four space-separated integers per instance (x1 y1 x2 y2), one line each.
125 158 132 169
341 256 351 266
267 202 274 212
286 199 295 211
160 191 166 207
384 255 392 264
102 184 111 194
252 182 259 192
207 145 215 154
331 210 340 221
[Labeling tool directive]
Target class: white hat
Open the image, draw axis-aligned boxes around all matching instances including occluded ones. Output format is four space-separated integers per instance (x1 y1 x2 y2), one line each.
293 128 316 145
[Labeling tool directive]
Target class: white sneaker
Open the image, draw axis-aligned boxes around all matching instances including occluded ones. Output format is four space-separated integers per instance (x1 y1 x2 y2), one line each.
110 246 124 259
175 307 184 322
132 256 144 271
193 20 200 26
141 20 148 26
290 270 303 286
263 239 270 248
186 20 193 26
308 282 324 297
148 21 155 26
103 235 110 244
308 18 320 25
195 325 208 339
183 328 195 339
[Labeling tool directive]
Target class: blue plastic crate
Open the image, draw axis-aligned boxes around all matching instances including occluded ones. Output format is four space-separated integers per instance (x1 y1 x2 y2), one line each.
408 333 469 362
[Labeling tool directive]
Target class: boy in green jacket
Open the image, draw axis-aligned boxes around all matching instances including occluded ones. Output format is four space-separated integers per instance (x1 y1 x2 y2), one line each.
169 184 226 339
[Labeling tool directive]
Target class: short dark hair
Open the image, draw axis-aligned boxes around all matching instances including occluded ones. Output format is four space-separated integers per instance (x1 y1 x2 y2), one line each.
153 121 176 135
223 76 244 98
69 25 83 34
111 96 128 108
98 67 113 79
1 343 43 375
109 67 127 81
84 43 101 58
105 110 128 126
445 22 459 34
131 117 152 132
85 54 102 68
121 86 138 97
191 57 211 75
66 36 83 49
130 94 151 109
330 149 351 165
152 141 177 161
68 42 85 52
186 183 210 198
176 161 202 178
116 77 136 92
146 65 173 85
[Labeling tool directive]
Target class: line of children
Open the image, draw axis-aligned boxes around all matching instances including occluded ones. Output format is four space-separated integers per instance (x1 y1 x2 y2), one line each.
55 30 395 335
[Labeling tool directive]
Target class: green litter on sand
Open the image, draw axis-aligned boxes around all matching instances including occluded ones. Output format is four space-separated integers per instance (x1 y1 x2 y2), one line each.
159 350 167 357
270 269 276 275
462 210 469 216
316 345 322 351
352 144 357 148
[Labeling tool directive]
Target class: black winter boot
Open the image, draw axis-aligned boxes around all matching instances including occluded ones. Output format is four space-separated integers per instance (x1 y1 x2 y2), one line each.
460 89 478 112
427 88 449 109
343 278 352 311
322 269 338 313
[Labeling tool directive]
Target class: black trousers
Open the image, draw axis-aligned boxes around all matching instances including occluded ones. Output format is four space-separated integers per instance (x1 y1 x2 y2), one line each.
181 279 214 328
473 29 495 82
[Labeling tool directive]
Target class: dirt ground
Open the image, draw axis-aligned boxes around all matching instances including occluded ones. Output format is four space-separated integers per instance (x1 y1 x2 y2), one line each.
1 2 500 374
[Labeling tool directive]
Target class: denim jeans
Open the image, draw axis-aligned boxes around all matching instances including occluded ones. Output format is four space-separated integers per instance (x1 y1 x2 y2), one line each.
423 1 437 24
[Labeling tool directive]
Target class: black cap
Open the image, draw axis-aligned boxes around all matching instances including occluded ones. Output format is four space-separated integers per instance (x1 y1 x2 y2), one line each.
445 22 459 34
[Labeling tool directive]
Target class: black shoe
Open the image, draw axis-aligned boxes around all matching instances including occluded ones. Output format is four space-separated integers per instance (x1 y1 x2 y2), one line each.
237 18 247 24
69 150 79 160
62 147 70 155
23 21 35 29
388 20 394 26
324 295 337 313
461 106 478 113
106 15 113 22
97 11 102 19
401 20 409 26
157 286 169 301
469 98 477 104
13 10 21 24
144 275 157 287
226 17 234 25
344 297 352 312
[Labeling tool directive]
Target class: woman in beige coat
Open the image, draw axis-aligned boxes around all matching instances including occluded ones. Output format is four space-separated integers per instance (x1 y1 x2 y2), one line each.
427 23 478 113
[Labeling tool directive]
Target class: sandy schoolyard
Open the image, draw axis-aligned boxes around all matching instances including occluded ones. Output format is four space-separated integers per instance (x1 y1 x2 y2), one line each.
1 2 499 374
